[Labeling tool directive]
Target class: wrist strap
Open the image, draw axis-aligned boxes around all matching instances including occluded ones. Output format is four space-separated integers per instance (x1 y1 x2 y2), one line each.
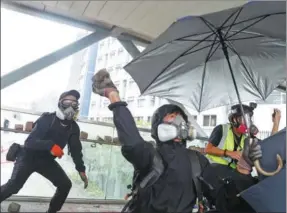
223 149 227 157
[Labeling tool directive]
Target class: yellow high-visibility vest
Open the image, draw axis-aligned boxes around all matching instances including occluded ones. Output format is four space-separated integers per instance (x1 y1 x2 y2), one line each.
206 124 245 169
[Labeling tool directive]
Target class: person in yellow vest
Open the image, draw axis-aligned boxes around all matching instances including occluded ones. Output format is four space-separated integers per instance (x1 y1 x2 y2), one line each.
205 103 281 169
205 103 258 169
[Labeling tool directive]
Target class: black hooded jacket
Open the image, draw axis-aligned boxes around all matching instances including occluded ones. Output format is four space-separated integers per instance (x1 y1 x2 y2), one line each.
24 112 86 172
109 102 209 213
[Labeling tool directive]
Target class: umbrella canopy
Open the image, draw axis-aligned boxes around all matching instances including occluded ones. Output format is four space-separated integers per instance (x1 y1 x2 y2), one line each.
240 129 286 212
240 167 286 212
258 128 286 180
124 1 286 112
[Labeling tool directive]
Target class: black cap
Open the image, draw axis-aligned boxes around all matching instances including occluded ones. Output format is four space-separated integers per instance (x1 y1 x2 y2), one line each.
59 90 80 101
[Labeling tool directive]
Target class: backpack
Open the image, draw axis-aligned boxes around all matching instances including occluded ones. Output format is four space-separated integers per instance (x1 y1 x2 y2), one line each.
122 149 206 213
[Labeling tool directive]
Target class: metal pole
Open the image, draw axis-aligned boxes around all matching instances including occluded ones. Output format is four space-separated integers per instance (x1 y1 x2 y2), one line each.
217 29 250 134
1 31 108 90
118 39 141 58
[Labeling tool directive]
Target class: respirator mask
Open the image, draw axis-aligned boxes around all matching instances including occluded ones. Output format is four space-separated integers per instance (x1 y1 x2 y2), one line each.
157 115 196 142
229 102 259 136
56 99 79 121
235 113 252 134
239 113 259 136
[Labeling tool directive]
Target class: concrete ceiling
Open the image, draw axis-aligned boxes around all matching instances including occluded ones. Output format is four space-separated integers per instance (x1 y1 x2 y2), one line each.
6 1 247 42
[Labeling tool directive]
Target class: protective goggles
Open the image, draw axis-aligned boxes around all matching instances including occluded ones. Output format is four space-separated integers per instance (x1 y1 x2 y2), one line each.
59 99 79 110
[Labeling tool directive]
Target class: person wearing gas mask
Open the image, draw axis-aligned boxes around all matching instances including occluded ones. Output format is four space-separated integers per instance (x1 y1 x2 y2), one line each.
205 103 281 169
201 138 263 213
204 103 260 169
92 69 210 213
0 90 88 213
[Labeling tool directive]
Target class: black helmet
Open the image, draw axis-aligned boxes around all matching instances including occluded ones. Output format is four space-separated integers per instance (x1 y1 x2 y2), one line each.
151 104 188 141
228 103 256 124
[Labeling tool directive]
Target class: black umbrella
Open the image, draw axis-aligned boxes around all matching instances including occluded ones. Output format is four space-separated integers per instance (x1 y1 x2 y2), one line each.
124 1 285 176
241 167 286 212
240 129 286 212
257 128 286 180
124 1 286 112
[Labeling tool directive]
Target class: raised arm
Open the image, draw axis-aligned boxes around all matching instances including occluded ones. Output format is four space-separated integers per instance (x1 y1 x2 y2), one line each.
271 108 281 136
92 69 154 171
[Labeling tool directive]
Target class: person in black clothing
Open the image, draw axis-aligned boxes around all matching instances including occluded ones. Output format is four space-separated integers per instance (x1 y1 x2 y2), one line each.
0 90 88 213
92 69 210 213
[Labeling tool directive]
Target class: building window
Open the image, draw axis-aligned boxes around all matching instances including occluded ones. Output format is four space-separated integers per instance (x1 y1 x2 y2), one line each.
91 103 96 109
115 64 121 70
103 100 110 108
118 47 124 55
127 97 134 105
147 116 151 123
104 53 108 61
99 42 105 49
203 115 217 127
114 64 121 76
129 79 137 90
103 117 111 122
150 96 155 107
134 116 144 122
110 37 116 44
114 81 120 88
282 92 286 104
98 56 103 63
105 117 113 123
107 67 113 73
191 115 197 121
137 98 145 108
122 80 127 98
110 50 116 59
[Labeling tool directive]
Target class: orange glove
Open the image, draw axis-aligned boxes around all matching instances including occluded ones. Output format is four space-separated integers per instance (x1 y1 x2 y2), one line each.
50 144 64 158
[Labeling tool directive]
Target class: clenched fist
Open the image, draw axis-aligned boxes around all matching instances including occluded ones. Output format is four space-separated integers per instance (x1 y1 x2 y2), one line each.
242 137 262 166
91 69 119 97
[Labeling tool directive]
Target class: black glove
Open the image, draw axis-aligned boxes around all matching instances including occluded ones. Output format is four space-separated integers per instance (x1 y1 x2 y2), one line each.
242 137 262 166
91 69 118 97
79 172 88 189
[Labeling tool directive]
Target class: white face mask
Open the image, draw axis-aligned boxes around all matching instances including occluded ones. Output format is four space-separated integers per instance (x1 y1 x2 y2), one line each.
157 115 197 142
157 124 178 142
56 106 76 120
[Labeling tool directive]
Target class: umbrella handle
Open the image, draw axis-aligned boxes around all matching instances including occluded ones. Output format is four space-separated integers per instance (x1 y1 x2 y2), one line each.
253 154 283 176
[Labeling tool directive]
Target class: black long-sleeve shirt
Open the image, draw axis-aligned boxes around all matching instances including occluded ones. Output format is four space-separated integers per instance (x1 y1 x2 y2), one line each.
24 112 86 172
109 102 209 213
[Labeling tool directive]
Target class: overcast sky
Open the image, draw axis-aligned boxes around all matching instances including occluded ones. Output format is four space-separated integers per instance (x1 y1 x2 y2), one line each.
1 8 86 108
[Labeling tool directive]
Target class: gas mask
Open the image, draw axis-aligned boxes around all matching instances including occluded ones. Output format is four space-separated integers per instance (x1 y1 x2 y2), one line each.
229 102 258 136
233 113 258 136
56 99 79 121
157 115 196 142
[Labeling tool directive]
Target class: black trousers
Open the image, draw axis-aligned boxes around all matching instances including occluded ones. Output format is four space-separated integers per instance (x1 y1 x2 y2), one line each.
0 149 72 213
201 163 256 213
